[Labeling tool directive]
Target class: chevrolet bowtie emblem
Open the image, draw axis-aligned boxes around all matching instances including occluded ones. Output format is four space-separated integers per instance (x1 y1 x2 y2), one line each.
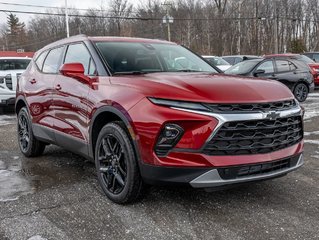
266 111 280 120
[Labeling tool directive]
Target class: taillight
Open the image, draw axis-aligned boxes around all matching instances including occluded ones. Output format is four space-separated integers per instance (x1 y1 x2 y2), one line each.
309 66 316 76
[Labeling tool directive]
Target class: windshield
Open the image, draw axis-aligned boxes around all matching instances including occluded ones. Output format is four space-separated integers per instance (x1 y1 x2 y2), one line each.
204 57 230 66
298 55 315 64
224 60 261 75
94 41 218 74
0 59 30 71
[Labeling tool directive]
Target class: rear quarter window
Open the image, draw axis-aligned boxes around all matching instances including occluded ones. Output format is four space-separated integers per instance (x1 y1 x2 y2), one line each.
43 47 64 74
35 50 48 71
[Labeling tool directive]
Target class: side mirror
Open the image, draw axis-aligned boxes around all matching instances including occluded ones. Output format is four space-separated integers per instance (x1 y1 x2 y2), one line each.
60 63 91 84
253 69 265 77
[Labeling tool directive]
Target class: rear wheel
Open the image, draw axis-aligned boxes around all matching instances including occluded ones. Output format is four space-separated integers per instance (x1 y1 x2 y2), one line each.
17 107 46 157
95 122 143 204
293 83 308 102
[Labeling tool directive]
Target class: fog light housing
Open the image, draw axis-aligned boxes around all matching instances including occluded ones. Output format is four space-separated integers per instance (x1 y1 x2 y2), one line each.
155 124 184 157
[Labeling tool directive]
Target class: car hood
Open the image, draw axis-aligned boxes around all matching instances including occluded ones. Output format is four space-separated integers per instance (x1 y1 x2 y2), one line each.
110 72 294 103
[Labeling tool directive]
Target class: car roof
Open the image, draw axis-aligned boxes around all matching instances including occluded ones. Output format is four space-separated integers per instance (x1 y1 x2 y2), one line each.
202 55 218 58
39 34 176 52
222 55 261 58
264 53 300 58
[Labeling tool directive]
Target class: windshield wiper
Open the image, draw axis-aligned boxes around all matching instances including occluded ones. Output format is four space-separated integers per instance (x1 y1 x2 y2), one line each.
174 69 202 72
113 70 163 75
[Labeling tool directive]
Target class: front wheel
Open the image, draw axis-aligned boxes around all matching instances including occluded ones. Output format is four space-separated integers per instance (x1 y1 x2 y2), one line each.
293 83 309 102
17 107 46 157
95 122 143 204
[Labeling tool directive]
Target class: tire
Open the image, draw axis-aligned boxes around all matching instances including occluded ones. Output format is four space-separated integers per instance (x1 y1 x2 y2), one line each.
95 122 144 204
293 82 309 102
17 107 46 157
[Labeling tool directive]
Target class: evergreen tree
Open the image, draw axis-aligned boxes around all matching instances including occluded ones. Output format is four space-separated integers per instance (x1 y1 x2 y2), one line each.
6 14 26 51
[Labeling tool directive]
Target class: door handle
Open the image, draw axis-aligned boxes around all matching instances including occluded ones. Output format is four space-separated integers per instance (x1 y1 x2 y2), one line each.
55 84 62 91
29 79 36 84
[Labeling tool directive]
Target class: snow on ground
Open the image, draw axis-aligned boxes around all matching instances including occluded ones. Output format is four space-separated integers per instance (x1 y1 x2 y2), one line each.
304 130 319 136
0 115 15 126
304 140 319 145
302 92 319 121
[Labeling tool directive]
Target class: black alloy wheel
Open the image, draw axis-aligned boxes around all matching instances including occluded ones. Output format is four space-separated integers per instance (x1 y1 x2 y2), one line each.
18 111 30 152
95 122 143 204
294 83 308 102
97 134 127 194
17 107 45 157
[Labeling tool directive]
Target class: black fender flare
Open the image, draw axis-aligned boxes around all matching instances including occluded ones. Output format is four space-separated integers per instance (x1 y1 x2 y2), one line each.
15 95 28 114
88 106 142 163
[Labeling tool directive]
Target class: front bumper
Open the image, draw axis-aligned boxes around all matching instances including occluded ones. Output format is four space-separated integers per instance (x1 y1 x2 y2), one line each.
140 153 303 188
190 153 303 188
0 97 15 106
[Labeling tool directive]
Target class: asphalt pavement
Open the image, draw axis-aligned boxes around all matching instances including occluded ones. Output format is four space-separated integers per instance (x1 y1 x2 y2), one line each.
0 92 318 240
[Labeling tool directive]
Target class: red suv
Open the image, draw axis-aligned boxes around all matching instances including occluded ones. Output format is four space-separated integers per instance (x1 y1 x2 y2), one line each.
16 36 304 203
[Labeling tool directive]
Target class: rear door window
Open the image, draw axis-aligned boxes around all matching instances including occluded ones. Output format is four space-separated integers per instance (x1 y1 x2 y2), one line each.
43 47 64 74
275 60 295 72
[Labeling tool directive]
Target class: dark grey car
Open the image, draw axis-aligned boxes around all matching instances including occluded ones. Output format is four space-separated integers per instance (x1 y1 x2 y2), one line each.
225 58 315 102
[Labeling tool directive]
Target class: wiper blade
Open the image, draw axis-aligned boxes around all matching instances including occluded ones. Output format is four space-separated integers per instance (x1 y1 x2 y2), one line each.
113 70 163 75
174 69 202 72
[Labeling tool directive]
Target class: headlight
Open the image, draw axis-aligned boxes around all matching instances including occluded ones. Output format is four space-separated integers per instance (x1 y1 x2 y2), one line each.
148 97 209 112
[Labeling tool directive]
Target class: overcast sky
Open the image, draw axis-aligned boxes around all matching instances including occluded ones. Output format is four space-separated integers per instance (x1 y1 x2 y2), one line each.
0 0 109 26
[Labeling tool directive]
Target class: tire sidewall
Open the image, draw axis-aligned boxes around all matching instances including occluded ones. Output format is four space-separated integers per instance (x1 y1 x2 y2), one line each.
95 123 137 203
17 107 34 155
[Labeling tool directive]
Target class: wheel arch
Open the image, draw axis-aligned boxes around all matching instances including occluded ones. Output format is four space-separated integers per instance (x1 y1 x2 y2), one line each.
15 96 28 115
294 80 310 91
89 106 140 162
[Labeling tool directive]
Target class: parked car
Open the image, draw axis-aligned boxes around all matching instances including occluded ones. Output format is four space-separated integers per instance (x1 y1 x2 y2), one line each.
222 55 261 65
302 52 319 63
16 35 304 203
202 55 231 71
225 58 314 102
0 57 31 109
264 54 319 87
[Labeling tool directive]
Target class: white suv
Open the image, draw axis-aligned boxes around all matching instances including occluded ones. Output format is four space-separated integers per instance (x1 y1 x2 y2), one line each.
0 57 31 108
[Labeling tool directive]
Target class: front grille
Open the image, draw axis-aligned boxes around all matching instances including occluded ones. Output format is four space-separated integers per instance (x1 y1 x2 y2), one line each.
5 75 12 90
217 154 300 180
203 116 303 156
204 100 296 113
